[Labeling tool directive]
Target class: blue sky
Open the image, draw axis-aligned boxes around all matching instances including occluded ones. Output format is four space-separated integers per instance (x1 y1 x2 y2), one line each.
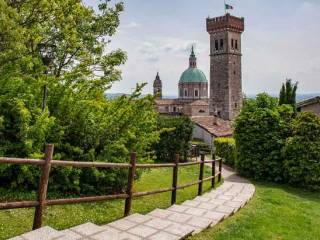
85 0 320 96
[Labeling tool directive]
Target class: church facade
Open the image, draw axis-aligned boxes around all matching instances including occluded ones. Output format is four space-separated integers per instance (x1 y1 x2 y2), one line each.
153 13 244 121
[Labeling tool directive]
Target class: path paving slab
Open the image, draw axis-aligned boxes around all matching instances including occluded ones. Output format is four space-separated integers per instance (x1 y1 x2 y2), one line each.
10 165 255 240
20 226 63 240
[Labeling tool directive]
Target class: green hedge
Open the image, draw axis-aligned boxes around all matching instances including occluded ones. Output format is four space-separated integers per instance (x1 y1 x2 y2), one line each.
283 112 320 191
191 140 211 155
214 138 236 167
234 93 293 182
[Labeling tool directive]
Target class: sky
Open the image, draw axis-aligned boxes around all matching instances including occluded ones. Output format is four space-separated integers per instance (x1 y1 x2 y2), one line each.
84 0 320 96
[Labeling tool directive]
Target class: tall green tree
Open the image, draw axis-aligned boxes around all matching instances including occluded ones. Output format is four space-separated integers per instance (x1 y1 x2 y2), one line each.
279 79 298 112
0 0 160 194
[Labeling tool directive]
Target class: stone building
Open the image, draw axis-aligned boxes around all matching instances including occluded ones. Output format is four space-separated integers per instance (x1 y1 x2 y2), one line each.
154 47 210 116
207 13 244 120
153 72 162 99
297 96 320 116
153 13 245 144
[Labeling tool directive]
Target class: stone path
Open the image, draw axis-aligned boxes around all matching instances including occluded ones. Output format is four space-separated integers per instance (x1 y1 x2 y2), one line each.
9 165 255 240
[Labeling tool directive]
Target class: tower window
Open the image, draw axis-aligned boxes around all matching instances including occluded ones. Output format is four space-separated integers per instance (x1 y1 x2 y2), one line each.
215 40 219 51
180 88 183 97
235 40 238 50
184 89 188 97
173 107 176 112
220 39 224 50
195 89 199 98
234 71 236 75
231 39 234 48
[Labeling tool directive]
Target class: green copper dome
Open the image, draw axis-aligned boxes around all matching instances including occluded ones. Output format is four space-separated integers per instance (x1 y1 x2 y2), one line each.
179 67 208 83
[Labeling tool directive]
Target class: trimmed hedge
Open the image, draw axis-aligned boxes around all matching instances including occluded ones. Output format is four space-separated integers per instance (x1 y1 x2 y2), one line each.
234 93 293 182
283 112 320 191
214 138 236 167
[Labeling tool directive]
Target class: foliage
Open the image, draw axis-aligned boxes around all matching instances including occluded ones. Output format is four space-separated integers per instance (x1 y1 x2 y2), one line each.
154 115 193 162
191 140 211 155
0 0 160 194
214 138 236 167
283 112 320 191
234 93 294 182
279 79 298 112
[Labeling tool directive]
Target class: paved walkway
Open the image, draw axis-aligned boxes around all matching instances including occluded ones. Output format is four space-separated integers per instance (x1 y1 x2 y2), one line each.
10 165 255 240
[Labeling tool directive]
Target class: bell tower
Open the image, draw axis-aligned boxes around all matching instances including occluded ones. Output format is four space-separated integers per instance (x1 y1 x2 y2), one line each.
153 72 162 99
207 13 244 120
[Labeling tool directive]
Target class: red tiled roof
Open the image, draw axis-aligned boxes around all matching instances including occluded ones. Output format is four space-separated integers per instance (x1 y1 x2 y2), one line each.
191 116 233 137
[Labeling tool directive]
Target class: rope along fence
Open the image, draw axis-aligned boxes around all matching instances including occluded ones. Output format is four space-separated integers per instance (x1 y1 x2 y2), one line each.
0 144 222 231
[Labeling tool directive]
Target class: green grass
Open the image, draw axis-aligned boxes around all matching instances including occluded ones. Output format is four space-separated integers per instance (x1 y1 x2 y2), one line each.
189 181 320 240
0 165 216 240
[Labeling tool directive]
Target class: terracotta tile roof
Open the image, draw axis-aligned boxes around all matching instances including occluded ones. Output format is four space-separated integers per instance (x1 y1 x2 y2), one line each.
188 100 209 106
191 116 233 137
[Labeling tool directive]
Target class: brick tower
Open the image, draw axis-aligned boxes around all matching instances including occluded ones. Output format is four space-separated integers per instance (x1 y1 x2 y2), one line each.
206 13 244 120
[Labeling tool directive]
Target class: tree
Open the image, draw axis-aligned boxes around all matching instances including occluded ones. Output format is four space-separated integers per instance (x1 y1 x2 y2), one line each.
279 79 298 112
154 116 193 163
0 1 160 194
234 93 294 182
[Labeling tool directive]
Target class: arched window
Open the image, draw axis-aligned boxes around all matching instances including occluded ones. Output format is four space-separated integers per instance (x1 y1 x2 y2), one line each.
215 40 219 51
184 89 188 97
194 89 199 98
220 39 224 50
235 40 238 50
231 39 234 49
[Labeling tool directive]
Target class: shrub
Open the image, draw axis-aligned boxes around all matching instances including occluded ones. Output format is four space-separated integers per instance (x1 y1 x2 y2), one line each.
234 93 293 182
283 112 320 190
191 140 211 155
154 115 193 162
214 138 236 167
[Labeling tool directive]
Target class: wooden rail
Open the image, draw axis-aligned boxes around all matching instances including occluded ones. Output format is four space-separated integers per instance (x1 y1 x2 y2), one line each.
0 144 223 230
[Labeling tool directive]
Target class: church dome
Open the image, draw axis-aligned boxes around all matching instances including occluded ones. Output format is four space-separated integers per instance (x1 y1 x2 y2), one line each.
179 67 207 83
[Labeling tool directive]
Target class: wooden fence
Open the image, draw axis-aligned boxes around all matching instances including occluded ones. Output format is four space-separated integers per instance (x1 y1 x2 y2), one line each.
0 144 222 231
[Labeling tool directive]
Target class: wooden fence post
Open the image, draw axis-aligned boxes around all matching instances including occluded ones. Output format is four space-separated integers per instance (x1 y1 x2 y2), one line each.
198 153 205 196
212 153 216 189
124 152 136 217
33 144 54 230
218 158 222 183
171 154 179 205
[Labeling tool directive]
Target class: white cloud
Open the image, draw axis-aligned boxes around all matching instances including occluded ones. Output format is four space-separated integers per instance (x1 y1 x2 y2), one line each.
137 37 207 63
122 21 141 29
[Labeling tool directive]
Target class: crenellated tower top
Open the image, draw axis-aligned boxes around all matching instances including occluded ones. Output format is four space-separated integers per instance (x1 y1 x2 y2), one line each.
206 13 244 34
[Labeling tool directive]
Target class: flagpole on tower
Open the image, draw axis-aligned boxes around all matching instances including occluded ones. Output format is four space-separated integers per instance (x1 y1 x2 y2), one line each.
224 0 227 15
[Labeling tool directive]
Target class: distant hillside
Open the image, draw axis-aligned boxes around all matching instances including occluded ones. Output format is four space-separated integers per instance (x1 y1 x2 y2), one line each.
246 93 320 102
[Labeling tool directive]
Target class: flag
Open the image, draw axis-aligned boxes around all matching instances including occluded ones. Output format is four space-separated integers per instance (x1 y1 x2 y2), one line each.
225 3 234 10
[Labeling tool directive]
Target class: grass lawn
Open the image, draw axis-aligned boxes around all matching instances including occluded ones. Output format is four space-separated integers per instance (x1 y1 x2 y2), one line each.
0 165 216 240
189 181 320 240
